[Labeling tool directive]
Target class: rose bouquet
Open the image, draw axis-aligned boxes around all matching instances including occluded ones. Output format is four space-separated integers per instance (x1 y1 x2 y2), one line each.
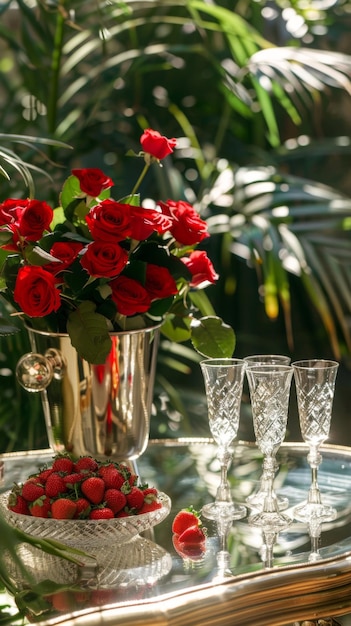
0 129 234 364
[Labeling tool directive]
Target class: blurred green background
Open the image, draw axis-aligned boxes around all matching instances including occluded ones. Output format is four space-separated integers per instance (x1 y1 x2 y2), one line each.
0 0 351 451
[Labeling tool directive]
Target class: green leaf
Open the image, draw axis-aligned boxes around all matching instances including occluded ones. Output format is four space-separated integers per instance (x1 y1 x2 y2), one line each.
67 301 112 364
0 230 13 245
60 175 83 210
190 316 236 357
161 314 192 343
148 295 174 317
188 289 217 316
24 245 58 266
118 193 140 206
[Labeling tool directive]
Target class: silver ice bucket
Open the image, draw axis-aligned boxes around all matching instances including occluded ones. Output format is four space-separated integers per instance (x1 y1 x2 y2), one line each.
16 326 160 462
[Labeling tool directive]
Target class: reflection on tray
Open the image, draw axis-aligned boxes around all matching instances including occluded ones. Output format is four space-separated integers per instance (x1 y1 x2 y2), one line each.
4 535 172 618
187 442 351 577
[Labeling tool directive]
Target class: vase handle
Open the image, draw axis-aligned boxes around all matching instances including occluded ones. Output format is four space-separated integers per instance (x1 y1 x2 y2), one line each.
16 349 66 392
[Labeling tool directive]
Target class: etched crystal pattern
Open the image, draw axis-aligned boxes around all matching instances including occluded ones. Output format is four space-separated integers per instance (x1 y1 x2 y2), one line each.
206 377 242 448
296 382 334 445
248 377 291 456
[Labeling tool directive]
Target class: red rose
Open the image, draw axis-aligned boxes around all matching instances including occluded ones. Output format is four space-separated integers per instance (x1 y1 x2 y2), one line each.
145 264 178 300
13 266 61 317
0 199 24 224
181 250 218 287
80 241 128 278
45 242 84 274
110 275 151 316
0 199 53 242
159 200 209 245
140 129 177 160
85 200 132 242
0 199 27 250
130 206 173 240
72 168 114 197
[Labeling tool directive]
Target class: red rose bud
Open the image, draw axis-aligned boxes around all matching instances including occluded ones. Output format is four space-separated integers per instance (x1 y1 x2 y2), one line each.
45 242 84 275
129 206 173 240
80 240 128 278
159 200 209 246
140 128 177 160
110 275 151 316
0 198 53 244
14 266 61 317
145 264 178 300
86 200 132 242
182 251 218 288
72 168 114 197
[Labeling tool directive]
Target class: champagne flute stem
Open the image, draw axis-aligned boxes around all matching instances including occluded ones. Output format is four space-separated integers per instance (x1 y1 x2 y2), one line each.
261 529 276 568
262 455 279 513
309 466 322 504
216 456 232 503
307 446 322 505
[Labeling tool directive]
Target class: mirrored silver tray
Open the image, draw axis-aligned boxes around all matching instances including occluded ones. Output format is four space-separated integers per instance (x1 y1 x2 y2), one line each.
2 439 351 626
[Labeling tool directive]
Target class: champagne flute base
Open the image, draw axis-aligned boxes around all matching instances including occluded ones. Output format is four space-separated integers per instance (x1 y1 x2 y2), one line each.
293 502 337 523
202 501 247 521
248 510 292 532
246 488 289 511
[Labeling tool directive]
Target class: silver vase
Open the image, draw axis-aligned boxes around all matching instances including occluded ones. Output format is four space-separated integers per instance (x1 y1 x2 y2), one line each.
16 326 160 462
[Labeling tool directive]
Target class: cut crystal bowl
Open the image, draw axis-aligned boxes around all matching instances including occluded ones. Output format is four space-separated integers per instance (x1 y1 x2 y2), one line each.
0 491 171 547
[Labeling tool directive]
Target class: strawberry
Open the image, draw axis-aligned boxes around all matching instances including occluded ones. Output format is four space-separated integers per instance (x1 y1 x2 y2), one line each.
177 524 206 546
116 509 129 518
143 487 158 498
8 493 30 515
99 466 126 490
51 498 77 519
74 456 99 473
172 507 201 535
45 473 68 498
128 472 138 487
125 486 144 511
74 497 91 519
74 590 91 605
142 487 159 505
81 476 105 504
173 534 206 561
38 468 54 483
30 495 51 518
91 589 116 606
21 480 45 502
52 455 74 474
89 507 114 520
104 488 126 514
63 473 84 488
48 591 74 612
139 500 162 514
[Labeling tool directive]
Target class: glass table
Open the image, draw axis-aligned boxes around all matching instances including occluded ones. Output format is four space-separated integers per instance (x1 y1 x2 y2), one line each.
1 438 351 626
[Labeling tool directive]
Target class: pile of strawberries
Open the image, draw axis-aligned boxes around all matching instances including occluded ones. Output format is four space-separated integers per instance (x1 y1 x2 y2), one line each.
7 454 162 520
171 507 207 561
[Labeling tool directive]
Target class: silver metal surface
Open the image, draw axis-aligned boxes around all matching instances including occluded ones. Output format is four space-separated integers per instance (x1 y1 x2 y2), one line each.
24 326 160 461
3 440 351 625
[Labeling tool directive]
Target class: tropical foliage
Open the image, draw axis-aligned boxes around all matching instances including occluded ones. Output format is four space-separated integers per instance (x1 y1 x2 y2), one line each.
0 0 350 449
0 0 350 609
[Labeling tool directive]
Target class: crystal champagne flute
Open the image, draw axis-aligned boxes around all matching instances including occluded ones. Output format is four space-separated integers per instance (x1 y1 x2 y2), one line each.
201 358 247 521
246 364 293 531
244 354 291 511
292 359 339 522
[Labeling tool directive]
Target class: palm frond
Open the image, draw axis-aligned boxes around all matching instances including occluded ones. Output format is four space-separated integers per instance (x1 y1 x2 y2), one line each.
208 163 351 356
